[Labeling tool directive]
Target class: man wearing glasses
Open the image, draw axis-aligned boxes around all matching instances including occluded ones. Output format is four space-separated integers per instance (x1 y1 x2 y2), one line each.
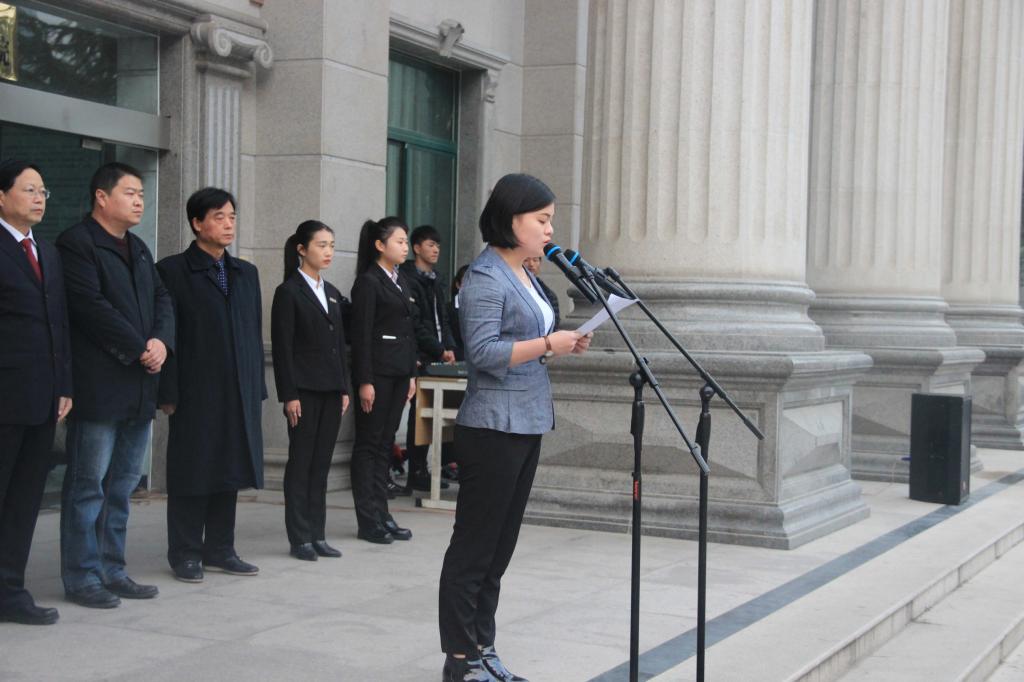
0 159 72 625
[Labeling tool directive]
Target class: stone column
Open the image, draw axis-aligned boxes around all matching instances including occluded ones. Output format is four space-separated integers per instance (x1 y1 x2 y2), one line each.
941 0 1024 449
807 0 984 481
529 0 873 549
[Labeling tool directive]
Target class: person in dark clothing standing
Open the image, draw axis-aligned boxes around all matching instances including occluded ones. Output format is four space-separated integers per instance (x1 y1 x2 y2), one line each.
349 217 417 544
523 256 561 330
0 160 72 625
398 225 457 492
271 220 351 561
449 264 469 362
58 162 174 609
157 187 266 583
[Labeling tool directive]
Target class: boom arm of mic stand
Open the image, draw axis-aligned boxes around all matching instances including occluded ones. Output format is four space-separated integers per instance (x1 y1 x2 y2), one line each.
603 268 765 442
582 272 710 474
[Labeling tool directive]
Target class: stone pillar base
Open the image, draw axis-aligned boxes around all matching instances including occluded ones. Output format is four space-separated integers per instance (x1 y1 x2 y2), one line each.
528 349 873 550
946 305 1024 450
849 347 985 482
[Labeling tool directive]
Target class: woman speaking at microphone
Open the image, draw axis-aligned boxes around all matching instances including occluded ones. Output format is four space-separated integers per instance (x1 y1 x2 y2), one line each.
439 174 592 682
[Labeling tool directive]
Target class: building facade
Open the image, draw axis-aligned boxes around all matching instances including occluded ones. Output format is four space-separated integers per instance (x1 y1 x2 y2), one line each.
2 0 1021 549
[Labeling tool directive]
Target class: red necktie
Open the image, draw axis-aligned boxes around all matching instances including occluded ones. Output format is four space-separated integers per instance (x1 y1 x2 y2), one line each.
20 238 42 282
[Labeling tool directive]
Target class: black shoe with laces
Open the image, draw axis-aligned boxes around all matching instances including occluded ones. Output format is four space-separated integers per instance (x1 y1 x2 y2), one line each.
205 555 259 575
442 655 497 682
479 646 528 681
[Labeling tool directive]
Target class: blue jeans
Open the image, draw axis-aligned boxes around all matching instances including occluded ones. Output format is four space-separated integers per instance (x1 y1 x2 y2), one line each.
60 418 151 593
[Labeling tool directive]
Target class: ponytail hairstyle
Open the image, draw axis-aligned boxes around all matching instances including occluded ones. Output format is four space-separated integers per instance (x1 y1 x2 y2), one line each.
283 219 333 283
355 216 409 275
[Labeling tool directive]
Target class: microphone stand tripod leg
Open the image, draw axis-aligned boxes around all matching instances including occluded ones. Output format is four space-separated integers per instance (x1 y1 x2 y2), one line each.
629 367 648 682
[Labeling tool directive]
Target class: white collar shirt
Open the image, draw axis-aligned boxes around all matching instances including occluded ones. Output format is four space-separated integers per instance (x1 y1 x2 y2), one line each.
0 216 37 260
298 268 329 312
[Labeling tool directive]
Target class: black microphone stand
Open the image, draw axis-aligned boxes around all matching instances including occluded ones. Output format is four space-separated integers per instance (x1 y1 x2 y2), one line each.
598 267 766 682
574 271 708 682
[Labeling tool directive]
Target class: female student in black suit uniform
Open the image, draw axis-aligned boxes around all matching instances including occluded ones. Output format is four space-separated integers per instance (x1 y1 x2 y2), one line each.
349 217 418 544
271 220 351 561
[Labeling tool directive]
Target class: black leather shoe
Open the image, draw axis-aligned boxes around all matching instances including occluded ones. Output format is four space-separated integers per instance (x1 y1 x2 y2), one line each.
205 555 259 576
105 576 159 599
443 655 497 682
381 518 412 541
480 646 528 681
356 525 393 544
407 470 449 491
66 584 120 609
172 559 204 583
312 540 342 558
290 543 318 561
0 603 59 625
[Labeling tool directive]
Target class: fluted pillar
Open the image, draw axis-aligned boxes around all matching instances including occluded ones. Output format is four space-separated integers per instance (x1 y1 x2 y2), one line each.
941 0 1024 449
529 0 873 550
807 0 984 481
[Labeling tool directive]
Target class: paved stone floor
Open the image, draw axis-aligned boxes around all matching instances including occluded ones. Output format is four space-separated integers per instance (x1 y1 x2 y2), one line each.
3 450 1022 681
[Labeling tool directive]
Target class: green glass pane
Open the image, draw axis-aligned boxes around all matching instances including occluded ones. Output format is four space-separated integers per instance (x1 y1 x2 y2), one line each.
3 2 158 114
387 53 457 142
406 147 456 281
0 122 158 253
386 140 403 217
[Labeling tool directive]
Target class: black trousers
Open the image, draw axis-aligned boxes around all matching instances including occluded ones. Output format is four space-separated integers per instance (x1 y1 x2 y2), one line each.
284 390 343 546
438 425 541 655
405 380 428 474
350 374 408 531
166 490 238 566
0 421 55 610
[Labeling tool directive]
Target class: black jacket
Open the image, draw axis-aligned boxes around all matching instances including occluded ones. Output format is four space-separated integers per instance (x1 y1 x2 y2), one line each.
349 265 418 386
156 243 266 495
271 271 351 402
0 229 72 426
398 260 456 364
56 216 174 421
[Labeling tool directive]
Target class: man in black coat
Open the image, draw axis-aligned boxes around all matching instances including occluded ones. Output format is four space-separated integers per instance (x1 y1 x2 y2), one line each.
157 187 266 583
398 225 456 491
57 162 174 609
0 160 72 625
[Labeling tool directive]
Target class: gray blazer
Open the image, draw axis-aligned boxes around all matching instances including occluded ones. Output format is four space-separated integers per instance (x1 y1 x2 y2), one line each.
455 246 555 435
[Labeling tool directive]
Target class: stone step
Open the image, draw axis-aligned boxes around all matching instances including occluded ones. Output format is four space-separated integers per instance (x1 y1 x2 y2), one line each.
988 629 1024 681
840 537 1024 681
651 474 1024 681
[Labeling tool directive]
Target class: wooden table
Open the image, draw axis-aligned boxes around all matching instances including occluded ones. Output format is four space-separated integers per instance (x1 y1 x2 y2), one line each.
413 375 466 510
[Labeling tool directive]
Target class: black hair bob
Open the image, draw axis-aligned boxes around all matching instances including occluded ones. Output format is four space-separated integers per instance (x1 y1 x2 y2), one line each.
478 173 555 249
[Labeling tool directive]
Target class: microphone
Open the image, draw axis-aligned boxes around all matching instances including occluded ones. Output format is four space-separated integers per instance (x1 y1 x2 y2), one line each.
543 243 599 304
563 249 632 299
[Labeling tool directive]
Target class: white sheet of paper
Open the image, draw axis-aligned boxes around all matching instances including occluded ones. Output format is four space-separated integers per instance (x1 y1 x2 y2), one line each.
575 294 637 335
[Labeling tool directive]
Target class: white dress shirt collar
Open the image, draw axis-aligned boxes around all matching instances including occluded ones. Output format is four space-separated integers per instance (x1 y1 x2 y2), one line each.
298 268 329 312
0 217 37 258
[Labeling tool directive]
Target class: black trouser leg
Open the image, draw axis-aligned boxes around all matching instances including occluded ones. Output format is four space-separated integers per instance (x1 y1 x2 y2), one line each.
167 493 208 567
202 490 238 562
438 426 542 655
0 421 56 610
405 391 428 475
351 375 409 531
284 391 342 545
303 391 341 541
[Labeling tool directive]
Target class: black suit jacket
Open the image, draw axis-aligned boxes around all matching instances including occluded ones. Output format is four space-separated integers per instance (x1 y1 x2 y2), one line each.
56 216 174 421
349 265 418 386
271 271 351 402
0 229 72 426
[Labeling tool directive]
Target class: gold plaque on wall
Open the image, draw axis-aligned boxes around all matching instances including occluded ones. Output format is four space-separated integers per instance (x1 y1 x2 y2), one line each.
0 4 16 82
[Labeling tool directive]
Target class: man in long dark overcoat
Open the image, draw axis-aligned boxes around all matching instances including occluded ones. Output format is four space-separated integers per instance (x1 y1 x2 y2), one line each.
156 187 266 583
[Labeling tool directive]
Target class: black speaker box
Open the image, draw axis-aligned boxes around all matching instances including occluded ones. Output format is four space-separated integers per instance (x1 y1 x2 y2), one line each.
909 394 971 505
